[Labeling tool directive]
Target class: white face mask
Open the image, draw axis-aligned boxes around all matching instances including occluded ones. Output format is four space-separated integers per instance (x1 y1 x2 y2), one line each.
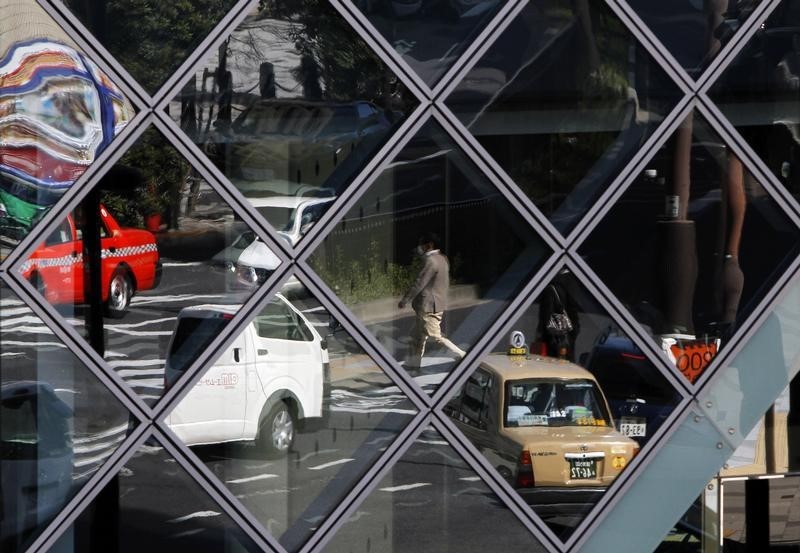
415 245 426 256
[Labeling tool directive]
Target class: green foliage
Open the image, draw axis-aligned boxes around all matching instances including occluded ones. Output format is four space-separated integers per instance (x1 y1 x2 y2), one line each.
311 239 420 305
70 0 236 92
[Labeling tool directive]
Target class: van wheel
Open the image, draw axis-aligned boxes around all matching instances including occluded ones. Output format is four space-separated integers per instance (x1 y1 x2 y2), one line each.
105 268 132 318
257 401 295 456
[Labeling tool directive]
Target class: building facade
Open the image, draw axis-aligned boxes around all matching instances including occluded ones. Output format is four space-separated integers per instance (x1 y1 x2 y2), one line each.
2 1 800 552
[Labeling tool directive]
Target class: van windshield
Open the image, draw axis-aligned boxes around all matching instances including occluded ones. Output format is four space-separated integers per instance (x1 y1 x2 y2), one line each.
504 379 611 428
168 316 230 374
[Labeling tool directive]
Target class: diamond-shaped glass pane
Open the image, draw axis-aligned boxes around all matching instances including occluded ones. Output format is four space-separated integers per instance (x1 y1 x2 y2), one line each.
63 0 240 95
47 437 264 553
324 426 548 553
708 1 800 201
164 278 417 551
445 0 683 235
17 127 271 406
309 121 550 393
580 111 800 384
167 1 418 244
352 0 505 87
0 9 134 257
443 270 681 541
1 281 135 553
626 0 763 77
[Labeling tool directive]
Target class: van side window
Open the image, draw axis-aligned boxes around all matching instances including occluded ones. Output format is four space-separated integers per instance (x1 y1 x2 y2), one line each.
255 299 314 342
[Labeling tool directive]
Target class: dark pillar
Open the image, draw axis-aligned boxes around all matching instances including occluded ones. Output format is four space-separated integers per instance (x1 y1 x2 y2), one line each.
744 478 769 553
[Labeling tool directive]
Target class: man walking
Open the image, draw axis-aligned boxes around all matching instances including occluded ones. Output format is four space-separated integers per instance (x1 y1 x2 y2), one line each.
398 232 466 368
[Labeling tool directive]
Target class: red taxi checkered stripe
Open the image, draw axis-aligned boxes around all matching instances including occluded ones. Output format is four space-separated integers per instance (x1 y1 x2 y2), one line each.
20 243 157 272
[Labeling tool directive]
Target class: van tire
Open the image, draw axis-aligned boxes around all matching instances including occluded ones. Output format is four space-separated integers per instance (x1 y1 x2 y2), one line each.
256 401 295 456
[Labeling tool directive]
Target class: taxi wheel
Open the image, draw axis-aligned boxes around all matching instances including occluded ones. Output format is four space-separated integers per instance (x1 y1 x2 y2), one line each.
105 269 132 318
257 401 295 457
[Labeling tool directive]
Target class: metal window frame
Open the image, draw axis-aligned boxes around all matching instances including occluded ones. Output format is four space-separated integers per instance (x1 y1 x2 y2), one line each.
0 0 795 552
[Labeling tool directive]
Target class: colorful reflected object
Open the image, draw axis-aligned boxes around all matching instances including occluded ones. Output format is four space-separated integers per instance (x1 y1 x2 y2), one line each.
0 39 133 241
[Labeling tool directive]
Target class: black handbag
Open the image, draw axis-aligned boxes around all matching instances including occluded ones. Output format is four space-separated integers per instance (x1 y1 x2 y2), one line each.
545 285 573 336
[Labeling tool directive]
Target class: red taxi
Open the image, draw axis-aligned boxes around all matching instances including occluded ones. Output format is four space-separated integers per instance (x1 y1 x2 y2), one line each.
19 205 161 317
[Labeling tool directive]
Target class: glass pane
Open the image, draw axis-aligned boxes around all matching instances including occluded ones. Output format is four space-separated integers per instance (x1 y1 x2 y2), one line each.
445 0 683 235
324 426 548 553
0 3 134 257
309 121 550 393
443 269 681 540
709 1 800 202
580 111 800 384
63 0 239 94
626 0 762 77
352 0 506 87
18 127 270 406
168 1 418 244
47 439 263 553
1 282 135 553
164 280 417 551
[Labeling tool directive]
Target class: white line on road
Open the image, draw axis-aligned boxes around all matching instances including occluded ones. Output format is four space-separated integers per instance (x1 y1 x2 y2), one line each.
171 529 206 539
415 439 448 446
167 511 220 523
161 262 203 267
106 317 176 329
459 476 482 482
298 449 339 462
379 483 431 493
2 340 66 349
331 407 417 415
301 306 327 313
307 458 354 471
132 294 226 305
108 358 164 368
226 473 279 484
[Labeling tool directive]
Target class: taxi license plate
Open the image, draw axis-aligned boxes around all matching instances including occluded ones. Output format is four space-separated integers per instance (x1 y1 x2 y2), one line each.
619 416 646 437
569 459 597 479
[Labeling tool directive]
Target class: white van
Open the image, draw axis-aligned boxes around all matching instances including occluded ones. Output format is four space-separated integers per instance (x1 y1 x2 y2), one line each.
164 295 329 456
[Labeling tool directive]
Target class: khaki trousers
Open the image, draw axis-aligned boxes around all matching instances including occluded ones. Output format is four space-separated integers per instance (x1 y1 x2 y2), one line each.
406 311 465 367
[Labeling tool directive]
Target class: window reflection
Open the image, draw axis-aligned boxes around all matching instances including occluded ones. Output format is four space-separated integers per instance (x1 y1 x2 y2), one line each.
309 122 548 392
0 34 133 249
443 269 681 540
170 2 416 239
580 112 800 384
1 285 133 553
446 0 682 234
165 282 417 551
710 2 800 202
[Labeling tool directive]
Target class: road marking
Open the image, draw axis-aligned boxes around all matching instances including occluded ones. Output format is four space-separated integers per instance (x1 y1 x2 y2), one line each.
331 407 417 415
171 529 206 539
1 339 66 349
301 306 326 313
162 262 203 267
226 473 279 484
107 317 176 329
167 511 220 523
415 439 448 446
379 483 431 493
459 476 482 482
106 328 172 337
308 458 354 471
132 294 226 305
298 449 339 462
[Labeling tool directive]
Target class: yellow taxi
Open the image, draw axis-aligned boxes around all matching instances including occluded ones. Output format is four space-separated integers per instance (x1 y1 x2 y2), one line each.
445 349 639 516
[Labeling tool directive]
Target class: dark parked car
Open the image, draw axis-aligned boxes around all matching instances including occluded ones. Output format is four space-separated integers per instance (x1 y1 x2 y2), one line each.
581 330 681 447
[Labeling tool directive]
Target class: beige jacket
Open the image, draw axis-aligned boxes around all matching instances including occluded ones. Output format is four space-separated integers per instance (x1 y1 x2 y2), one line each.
402 250 449 313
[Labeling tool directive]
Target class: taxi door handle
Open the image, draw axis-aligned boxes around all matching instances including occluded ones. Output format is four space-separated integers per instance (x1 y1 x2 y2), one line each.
108 246 116 253
257 349 268 356
71 251 79 258
233 348 240 362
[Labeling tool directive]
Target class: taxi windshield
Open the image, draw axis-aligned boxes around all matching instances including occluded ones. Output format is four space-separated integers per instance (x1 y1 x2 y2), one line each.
504 379 610 428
